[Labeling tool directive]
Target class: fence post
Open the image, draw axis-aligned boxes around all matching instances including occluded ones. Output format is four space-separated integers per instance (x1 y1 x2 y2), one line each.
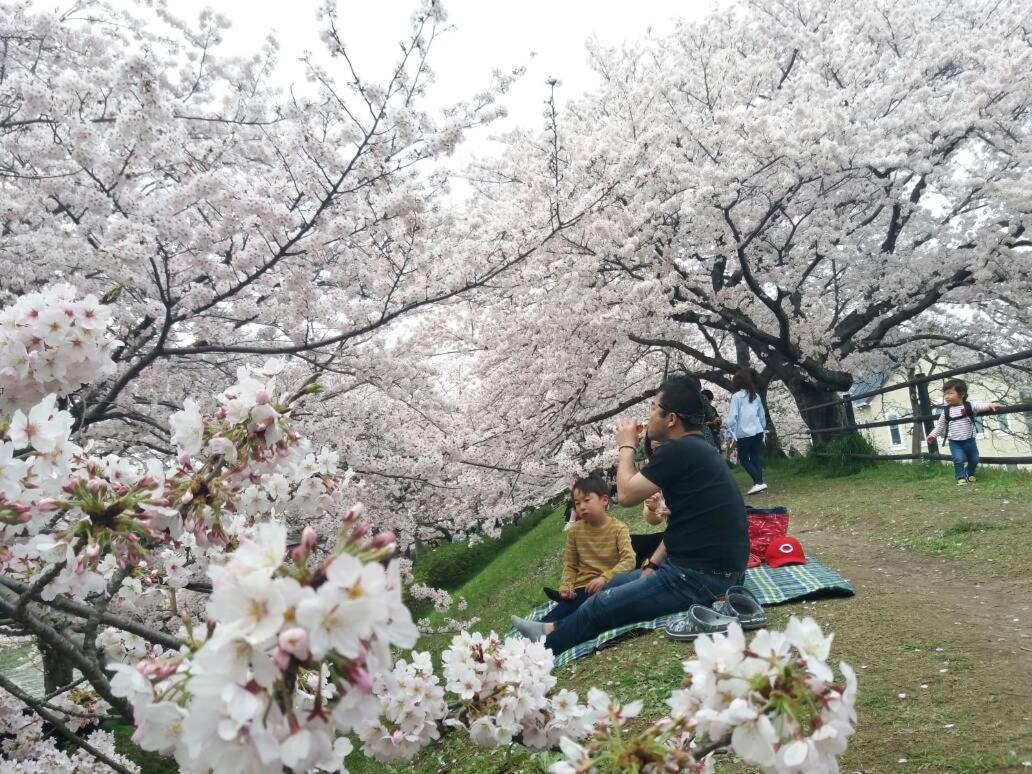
916 375 938 456
844 398 856 430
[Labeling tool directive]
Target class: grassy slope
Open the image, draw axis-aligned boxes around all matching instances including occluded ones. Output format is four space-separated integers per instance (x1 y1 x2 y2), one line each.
350 459 1032 774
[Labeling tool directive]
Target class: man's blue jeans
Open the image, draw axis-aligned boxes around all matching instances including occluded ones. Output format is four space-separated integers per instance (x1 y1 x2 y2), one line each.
543 560 741 655
949 437 979 480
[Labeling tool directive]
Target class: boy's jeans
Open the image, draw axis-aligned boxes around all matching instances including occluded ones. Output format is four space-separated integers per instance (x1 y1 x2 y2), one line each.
541 588 589 623
544 560 740 656
948 437 980 480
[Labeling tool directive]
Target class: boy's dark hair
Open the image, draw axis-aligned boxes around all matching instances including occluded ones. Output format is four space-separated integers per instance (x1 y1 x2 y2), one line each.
943 378 968 399
700 389 714 401
571 476 609 499
657 373 707 431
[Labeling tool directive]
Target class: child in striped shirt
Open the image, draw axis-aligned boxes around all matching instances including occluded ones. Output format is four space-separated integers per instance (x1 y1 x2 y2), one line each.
925 378 1000 485
542 476 635 623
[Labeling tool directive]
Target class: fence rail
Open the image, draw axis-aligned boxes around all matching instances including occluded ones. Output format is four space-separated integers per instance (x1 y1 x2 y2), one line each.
808 347 1032 412
814 349 1032 466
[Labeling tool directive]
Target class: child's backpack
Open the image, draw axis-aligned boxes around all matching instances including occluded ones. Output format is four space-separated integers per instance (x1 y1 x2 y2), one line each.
942 400 975 434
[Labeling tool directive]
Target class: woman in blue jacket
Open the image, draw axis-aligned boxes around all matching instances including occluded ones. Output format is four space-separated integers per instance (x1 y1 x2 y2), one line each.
725 369 767 494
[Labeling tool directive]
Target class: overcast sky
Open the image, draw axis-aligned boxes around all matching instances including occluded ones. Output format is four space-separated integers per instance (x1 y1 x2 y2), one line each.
96 0 716 138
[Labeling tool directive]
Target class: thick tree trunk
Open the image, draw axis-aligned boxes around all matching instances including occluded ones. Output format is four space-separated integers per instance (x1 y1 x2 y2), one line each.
783 378 851 445
38 636 74 695
757 385 786 458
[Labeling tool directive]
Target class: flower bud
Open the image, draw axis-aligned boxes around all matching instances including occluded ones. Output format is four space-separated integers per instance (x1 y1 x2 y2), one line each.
34 497 61 512
255 389 270 405
179 452 192 467
300 526 318 551
278 627 309 659
371 531 397 549
348 521 370 543
180 491 194 505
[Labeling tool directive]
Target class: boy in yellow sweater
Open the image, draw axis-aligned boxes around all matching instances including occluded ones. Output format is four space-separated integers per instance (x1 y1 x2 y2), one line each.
541 476 635 623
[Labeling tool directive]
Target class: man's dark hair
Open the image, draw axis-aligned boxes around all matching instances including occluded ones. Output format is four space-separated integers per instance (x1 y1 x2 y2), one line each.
943 378 968 399
571 476 609 499
700 389 714 401
657 374 707 431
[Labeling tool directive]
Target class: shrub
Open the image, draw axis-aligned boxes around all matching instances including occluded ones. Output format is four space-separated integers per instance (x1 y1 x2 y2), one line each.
412 499 562 592
806 432 879 477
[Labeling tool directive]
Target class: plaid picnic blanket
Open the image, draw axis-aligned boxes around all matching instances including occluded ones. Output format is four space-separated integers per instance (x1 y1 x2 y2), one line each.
510 555 853 668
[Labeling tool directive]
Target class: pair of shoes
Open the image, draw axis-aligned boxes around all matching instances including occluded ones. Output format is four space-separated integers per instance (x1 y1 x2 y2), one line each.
543 587 562 603
712 585 767 631
967 475 977 483
747 483 768 495
665 605 738 642
957 479 968 486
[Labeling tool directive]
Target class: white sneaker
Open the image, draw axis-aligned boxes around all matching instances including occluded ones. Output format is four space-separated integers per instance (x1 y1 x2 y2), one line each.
747 483 768 495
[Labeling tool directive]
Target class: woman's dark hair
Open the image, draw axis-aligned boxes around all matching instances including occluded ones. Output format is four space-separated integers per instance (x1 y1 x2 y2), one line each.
731 368 759 403
571 476 609 499
656 373 707 430
700 389 714 401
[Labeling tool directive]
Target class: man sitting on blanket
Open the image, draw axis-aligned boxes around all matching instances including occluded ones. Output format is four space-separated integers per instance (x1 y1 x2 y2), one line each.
512 374 748 654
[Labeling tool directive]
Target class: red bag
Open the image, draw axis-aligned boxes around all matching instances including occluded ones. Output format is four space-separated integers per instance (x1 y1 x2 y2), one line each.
746 507 790 568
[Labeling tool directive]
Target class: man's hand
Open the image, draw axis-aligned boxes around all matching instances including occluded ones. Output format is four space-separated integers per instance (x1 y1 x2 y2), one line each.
989 402 1001 412
615 419 640 449
925 435 934 445
585 577 607 595
559 587 576 600
645 493 662 511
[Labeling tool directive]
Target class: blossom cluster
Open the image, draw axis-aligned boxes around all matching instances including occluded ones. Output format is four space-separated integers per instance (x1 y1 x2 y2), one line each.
110 516 416 773
0 688 139 773
672 617 857 773
357 651 447 760
1 354 346 609
550 617 857 774
0 283 117 413
440 630 597 750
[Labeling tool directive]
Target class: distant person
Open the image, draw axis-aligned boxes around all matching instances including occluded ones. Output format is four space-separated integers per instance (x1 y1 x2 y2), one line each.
513 374 748 654
925 378 1000 485
725 368 767 494
539 477 635 621
700 389 723 448
632 491 668 567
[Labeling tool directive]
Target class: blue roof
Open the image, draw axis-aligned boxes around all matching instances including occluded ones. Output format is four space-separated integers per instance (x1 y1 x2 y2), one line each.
849 371 891 408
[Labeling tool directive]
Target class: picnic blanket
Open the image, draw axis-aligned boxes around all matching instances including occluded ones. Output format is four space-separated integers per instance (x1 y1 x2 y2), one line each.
510 555 854 668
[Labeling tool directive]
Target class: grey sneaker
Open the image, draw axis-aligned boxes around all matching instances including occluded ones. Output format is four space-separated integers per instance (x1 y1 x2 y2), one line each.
713 586 767 631
665 605 738 642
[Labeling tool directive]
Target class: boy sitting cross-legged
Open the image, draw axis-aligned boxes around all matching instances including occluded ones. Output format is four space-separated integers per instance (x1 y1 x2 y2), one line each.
539 476 636 623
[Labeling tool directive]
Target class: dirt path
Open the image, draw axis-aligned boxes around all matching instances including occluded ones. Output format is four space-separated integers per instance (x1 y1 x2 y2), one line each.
786 519 1032 771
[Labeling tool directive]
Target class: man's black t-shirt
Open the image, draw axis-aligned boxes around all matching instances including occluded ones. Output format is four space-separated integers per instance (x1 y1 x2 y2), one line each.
640 434 748 574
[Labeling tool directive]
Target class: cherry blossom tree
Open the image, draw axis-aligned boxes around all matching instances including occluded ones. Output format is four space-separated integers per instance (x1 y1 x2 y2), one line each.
1 0 613 546
460 0 1032 449
0 2 862 770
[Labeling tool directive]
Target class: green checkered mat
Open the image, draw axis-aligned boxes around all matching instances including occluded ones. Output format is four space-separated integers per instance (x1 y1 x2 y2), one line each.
508 555 854 668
